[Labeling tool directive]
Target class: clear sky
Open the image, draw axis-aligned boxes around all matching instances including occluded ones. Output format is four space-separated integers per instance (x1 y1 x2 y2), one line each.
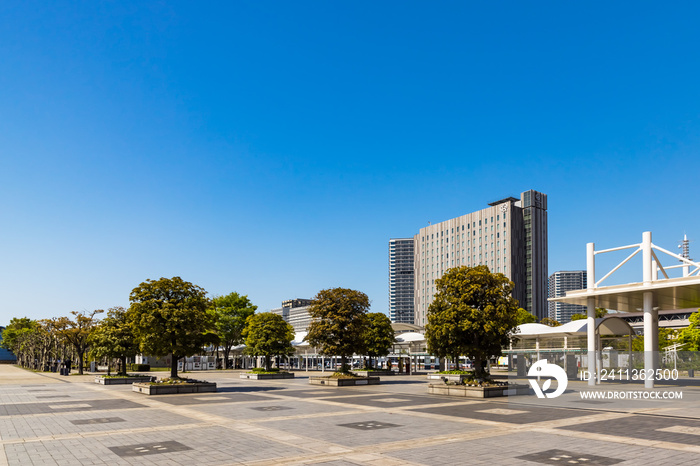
2 2 700 324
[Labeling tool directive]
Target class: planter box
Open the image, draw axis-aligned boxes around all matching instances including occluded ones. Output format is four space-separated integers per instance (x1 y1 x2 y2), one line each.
132 382 217 395
309 376 380 387
240 372 295 380
352 370 394 377
95 376 155 385
427 373 475 384
428 383 530 398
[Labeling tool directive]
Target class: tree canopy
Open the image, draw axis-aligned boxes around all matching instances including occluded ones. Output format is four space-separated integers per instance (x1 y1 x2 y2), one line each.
128 276 217 378
540 317 561 327
242 312 294 371
305 287 370 372
677 309 700 351
209 292 257 368
515 308 537 325
55 310 103 374
0 317 35 353
363 312 395 368
425 265 520 377
571 308 608 321
89 307 139 375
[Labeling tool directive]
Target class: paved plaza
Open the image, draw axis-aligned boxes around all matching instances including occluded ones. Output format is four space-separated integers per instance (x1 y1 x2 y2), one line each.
2 366 700 465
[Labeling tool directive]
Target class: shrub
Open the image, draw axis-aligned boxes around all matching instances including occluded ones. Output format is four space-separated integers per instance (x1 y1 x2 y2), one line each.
250 367 280 373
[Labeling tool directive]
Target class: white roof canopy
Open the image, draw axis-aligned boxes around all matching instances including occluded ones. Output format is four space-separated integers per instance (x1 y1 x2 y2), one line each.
514 317 633 338
550 275 700 312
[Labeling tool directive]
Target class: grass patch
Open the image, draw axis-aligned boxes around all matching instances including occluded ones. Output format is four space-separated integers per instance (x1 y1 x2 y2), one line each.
436 370 473 375
249 367 280 373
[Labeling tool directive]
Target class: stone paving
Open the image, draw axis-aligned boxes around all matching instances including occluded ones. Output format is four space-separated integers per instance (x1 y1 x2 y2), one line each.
1 365 700 465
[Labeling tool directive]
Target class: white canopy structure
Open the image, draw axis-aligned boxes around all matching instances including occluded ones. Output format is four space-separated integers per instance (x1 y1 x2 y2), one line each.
550 232 700 387
516 317 633 338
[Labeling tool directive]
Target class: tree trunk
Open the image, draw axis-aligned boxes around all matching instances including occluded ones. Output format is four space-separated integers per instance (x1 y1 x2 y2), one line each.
223 348 231 370
170 355 178 379
265 355 271 371
120 355 127 376
473 356 486 379
340 355 348 373
77 351 84 375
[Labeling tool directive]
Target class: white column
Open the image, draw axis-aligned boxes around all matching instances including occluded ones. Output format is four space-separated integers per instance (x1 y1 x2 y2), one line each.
596 332 602 385
586 242 596 386
642 232 655 389
644 291 655 389
642 232 652 285
587 297 596 386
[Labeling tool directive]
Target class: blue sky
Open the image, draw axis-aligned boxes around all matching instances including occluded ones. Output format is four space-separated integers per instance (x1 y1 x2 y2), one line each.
2 2 699 323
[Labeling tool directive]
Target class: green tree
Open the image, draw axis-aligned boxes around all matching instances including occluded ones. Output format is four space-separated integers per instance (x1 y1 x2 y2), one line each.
89 307 139 376
242 313 294 371
425 265 520 378
515 308 537 325
540 317 561 327
1 318 39 368
55 310 103 374
677 309 700 351
571 308 608 321
363 312 395 369
632 328 677 352
128 277 217 378
306 288 370 373
0 317 35 354
209 292 257 369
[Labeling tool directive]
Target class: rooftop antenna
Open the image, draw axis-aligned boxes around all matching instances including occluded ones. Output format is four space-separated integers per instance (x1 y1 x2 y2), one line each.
678 233 692 277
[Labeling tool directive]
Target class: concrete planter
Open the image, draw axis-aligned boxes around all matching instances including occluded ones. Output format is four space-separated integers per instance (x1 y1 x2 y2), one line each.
132 382 217 395
309 376 380 386
95 376 155 385
428 383 530 398
240 372 295 380
352 370 393 377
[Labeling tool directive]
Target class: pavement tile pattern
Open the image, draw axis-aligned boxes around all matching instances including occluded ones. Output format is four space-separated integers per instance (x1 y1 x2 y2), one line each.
516 449 623 465
2 366 700 465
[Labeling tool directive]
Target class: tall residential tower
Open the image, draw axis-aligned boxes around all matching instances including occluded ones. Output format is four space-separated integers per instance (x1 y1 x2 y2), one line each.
389 238 415 323
548 271 587 323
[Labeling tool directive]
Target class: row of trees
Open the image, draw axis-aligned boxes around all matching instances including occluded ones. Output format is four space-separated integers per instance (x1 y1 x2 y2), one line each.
1 277 257 378
1 278 397 378
243 288 395 372
1 311 104 375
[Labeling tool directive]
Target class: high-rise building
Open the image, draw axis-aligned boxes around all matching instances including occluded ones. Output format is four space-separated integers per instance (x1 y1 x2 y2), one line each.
548 271 587 323
389 238 415 323
269 298 314 333
413 189 548 326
